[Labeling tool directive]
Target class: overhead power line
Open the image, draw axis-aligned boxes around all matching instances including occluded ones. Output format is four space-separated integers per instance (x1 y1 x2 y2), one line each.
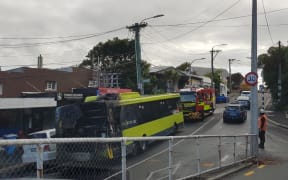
261 0 274 45
0 27 126 48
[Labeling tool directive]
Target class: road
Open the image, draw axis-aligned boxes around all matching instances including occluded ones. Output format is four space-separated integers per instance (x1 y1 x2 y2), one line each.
117 102 251 180
221 92 288 180
2 92 287 179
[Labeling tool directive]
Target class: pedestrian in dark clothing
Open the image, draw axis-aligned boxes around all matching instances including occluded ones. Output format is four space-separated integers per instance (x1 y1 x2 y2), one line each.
258 109 268 149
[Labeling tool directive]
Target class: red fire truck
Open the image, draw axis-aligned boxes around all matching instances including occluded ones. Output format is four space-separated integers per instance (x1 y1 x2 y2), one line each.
179 87 215 121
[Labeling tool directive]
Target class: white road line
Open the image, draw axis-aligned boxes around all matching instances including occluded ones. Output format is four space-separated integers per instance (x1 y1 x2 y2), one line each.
173 162 181 174
221 155 230 162
146 162 182 180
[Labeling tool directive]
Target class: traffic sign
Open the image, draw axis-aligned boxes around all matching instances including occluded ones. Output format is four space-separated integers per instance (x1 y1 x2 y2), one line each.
245 72 258 86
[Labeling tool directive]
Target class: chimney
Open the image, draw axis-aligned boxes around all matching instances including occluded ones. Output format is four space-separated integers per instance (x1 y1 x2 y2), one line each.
37 54 43 69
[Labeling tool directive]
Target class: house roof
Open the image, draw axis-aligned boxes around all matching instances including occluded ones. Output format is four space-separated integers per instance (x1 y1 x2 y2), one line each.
149 66 175 73
192 66 228 83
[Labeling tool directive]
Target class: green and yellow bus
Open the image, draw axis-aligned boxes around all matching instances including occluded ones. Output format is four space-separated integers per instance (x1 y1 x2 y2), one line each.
55 92 184 166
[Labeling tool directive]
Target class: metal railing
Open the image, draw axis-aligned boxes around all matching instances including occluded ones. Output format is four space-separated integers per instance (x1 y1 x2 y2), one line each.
0 134 256 180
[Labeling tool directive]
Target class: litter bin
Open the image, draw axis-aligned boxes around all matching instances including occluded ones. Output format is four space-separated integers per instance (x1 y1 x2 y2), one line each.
3 134 18 155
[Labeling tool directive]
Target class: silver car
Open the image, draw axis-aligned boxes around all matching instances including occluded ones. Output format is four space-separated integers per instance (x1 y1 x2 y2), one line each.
22 129 56 163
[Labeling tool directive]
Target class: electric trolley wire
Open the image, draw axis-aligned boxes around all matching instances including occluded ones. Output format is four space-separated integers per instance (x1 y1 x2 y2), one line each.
152 7 288 28
0 33 104 40
261 0 275 45
165 0 242 41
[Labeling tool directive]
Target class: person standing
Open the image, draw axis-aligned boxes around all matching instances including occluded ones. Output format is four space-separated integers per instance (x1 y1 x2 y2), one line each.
258 109 268 149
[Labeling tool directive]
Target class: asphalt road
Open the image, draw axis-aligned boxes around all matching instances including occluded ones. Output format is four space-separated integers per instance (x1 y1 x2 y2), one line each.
220 92 288 180
118 102 253 180
4 92 285 180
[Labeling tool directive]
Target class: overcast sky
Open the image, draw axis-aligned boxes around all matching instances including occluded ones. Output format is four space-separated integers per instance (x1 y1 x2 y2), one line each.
0 0 287 76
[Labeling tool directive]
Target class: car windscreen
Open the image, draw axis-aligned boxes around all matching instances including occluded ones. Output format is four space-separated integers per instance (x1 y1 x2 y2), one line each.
226 106 240 111
241 92 250 96
180 92 197 102
29 133 47 138
238 100 248 105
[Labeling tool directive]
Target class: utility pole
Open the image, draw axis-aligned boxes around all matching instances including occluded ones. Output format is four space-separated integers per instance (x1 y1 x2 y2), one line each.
228 59 236 93
127 22 147 94
127 14 164 95
210 44 226 91
210 49 221 89
278 41 282 104
250 0 258 156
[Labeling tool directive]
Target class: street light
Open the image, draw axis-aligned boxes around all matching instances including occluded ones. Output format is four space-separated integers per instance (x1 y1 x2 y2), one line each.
140 14 164 23
189 58 206 86
127 14 165 95
228 59 240 93
210 44 227 90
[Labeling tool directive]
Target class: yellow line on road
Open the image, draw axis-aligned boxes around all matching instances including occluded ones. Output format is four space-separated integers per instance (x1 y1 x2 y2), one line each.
258 164 266 169
201 162 215 167
244 171 254 176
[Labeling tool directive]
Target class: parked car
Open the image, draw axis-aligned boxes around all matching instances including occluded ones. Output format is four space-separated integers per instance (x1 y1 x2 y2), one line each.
22 129 56 163
240 91 251 99
236 96 250 110
223 103 247 123
216 94 229 103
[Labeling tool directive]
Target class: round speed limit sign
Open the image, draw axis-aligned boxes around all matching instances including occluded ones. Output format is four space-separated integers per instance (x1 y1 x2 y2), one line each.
245 72 258 86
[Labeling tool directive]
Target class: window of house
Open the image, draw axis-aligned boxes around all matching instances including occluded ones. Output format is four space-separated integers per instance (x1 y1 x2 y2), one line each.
45 81 57 91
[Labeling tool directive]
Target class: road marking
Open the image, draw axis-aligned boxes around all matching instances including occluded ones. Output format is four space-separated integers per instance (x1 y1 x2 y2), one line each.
173 162 181 174
201 162 215 167
146 162 182 180
258 164 266 169
221 155 229 162
244 171 254 176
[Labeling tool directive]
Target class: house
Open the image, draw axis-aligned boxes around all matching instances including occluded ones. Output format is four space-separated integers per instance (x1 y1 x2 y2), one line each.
0 66 94 135
0 67 93 98
149 66 211 92
0 97 56 137
191 66 229 84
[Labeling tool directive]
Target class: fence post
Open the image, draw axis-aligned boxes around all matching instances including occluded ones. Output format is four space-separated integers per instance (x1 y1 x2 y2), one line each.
121 140 127 180
245 136 248 160
196 136 201 175
233 136 236 164
36 144 43 178
168 137 174 180
218 136 222 169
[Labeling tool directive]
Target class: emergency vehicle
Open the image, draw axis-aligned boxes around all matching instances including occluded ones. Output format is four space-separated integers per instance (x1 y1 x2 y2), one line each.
179 87 215 121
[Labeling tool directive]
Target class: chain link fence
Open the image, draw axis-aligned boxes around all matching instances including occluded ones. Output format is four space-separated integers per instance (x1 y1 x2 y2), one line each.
0 135 256 180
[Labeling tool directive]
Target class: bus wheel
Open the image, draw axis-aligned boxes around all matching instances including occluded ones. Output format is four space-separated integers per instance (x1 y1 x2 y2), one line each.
173 123 178 134
131 143 138 156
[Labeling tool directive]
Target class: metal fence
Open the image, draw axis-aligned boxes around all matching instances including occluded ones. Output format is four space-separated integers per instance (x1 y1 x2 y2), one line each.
0 134 256 180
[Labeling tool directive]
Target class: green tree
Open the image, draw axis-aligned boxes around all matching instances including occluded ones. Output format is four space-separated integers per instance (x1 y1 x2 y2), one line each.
258 44 288 105
205 70 222 95
176 62 190 72
79 37 151 91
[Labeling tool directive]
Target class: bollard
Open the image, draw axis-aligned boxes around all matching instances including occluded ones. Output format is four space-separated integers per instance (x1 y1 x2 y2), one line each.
121 140 127 180
36 144 43 178
168 137 174 180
